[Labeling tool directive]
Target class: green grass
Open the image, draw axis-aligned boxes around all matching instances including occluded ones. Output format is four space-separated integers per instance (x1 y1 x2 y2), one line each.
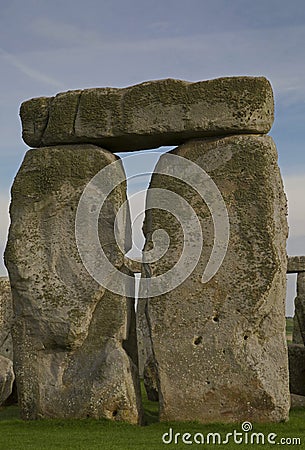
286 317 294 335
286 316 294 343
0 383 304 449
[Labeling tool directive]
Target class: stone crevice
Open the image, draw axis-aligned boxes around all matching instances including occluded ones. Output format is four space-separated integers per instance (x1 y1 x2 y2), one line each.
72 91 83 137
37 96 53 147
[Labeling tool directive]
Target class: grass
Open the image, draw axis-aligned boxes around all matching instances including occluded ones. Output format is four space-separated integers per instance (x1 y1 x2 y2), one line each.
0 383 304 449
0 321 299 449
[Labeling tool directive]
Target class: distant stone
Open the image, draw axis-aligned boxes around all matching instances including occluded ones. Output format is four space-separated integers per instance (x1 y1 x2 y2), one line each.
0 355 14 406
288 344 305 396
293 273 305 345
144 135 289 423
143 355 159 402
287 256 305 273
5 144 142 423
290 393 305 408
20 77 274 152
293 314 303 344
136 298 152 378
0 277 13 360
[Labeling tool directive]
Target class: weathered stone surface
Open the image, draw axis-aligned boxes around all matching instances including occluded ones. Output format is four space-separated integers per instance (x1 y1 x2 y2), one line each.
20 77 274 152
0 355 14 406
4 144 142 423
0 277 13 360
293 273 305 345
20 97 53 148
143 355 159 402
287 256 305 273
288 344 305 396
143 135 289 423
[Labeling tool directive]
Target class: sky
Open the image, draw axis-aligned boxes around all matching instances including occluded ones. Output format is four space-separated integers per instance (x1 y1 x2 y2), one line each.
0 0 305 315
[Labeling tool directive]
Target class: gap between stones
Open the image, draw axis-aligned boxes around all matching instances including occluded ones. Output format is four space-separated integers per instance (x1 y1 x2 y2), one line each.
116 146 173 309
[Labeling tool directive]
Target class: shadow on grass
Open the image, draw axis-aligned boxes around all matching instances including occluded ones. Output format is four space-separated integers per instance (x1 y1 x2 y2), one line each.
0 384 305 450
140 381 159 425
0 405 19 421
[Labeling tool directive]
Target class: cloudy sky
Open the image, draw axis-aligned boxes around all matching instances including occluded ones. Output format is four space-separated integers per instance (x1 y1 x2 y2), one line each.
0 0 304 314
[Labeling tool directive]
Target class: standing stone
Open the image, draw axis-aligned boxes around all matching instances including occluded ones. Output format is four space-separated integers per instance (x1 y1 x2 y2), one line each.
290 393 305 408
5 145 142 423
0 277 14 405
288 344 305 396
143 135 289 423
136 297 159 401
293 316 303 345
0 277 13 360
0 355 14 405
293 273 305 345
143 355 159 402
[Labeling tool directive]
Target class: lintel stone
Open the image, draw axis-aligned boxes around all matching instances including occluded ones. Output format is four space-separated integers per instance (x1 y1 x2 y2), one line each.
287 256 305 273
20 77 274 152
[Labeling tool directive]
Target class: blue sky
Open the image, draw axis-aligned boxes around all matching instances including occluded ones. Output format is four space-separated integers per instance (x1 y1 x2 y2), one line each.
0 0 304 314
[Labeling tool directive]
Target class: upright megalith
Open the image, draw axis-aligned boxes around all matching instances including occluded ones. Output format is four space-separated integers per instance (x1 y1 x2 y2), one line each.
289 270 305 396
136 298 151 378
136 297 159 401
0 355 14 406
5 145 142 423
0 278 14 405
288 344 305 396
290 266 305 345
143 135 289 423
0 277 13 360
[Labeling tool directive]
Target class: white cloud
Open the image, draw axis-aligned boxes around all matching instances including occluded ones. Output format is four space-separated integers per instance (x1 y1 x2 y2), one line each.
0 47 65 89
286 273 297 317
283 173 305 239
127 189 147 257
0 194 10 245
30 18 103 48
5 21 305 98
